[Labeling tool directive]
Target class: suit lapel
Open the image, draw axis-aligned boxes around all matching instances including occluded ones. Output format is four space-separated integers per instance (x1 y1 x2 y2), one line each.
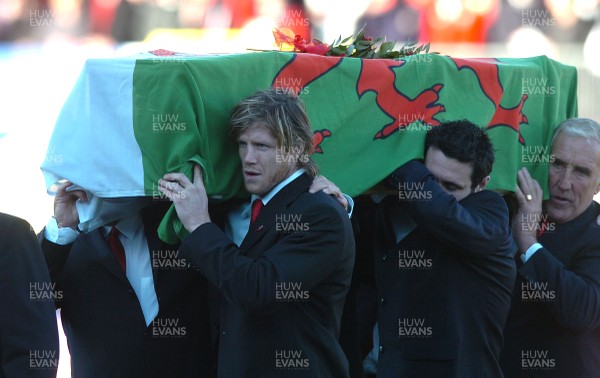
142 203 198 310
141 204 177 298
79 230 129 285
145 217 163 288
239 173 312 254
540 202 598 264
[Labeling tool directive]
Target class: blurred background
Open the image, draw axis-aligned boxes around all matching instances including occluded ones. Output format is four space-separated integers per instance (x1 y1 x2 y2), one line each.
0 0 598 375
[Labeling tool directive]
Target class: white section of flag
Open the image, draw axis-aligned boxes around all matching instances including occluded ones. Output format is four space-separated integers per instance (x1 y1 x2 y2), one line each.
41 55 146 198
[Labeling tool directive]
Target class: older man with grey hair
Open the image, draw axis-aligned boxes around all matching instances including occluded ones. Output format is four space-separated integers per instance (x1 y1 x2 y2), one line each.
501 118 600 377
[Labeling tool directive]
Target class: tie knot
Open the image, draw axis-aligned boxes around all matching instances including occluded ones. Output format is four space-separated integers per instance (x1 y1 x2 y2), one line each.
108 226 121 240
251 199 264 224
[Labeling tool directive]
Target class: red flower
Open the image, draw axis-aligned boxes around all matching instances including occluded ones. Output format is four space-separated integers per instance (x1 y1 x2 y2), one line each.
293 35 307 52
290 35 329 55
305 40 330 55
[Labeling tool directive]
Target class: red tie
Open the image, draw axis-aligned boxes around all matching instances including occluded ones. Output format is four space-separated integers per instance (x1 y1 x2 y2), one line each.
108 227 126 272
251 199 264 225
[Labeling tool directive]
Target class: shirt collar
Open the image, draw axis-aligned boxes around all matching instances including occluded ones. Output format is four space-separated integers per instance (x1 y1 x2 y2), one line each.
251 169 305 206
102 212 143 240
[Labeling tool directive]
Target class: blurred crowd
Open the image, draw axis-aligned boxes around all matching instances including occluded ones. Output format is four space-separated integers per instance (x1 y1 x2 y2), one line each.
1 0 598 47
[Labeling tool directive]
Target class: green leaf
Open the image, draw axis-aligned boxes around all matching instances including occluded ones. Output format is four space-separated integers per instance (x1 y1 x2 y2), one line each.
283 24 435 61
330 46 345 55
379 41 395 54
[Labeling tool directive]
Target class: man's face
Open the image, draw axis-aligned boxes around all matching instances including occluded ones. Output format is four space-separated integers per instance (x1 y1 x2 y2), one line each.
546 134 600 223
425 146 487 201
238 123 297 197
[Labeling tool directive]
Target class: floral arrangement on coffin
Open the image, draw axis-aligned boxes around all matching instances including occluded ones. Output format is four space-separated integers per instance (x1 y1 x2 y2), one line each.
272 27 432 59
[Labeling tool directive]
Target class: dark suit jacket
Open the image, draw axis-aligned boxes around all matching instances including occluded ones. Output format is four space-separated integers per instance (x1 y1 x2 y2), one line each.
41 204 216 378
179 173 355 377
501 202 600 378
0 213 59 378
375 161 517 378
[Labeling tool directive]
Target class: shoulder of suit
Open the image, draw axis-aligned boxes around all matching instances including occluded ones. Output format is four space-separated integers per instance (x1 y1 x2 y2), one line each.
582 201 600 233
461 190 510 214
592 201 600 223
0 212 33 236
0 213 37 254
466 189 505 203
294 190 348 217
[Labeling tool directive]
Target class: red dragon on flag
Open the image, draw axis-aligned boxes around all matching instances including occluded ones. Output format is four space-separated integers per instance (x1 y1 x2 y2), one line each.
451 58 529 144
272 53 446 151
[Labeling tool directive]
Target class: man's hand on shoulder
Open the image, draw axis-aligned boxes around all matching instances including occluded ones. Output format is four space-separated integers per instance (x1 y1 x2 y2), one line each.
309 175 349 211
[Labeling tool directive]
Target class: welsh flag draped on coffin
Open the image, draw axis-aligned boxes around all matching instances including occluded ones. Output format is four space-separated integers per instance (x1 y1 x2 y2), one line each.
41 51 578 243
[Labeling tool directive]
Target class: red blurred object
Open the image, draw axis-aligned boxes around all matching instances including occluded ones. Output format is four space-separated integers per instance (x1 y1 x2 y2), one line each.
407 0 499 43
223 0 255 28
89 0 119 35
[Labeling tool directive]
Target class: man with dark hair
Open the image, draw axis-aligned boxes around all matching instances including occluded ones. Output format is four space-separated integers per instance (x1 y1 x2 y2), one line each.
424 119 495 193
501 118 600 377
374 120 516 377
159 88 355 377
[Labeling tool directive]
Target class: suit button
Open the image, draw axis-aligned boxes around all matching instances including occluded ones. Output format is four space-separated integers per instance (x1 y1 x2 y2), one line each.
380 298 386 305
128 290 136 298
382 254 388 261
379 345 384 353
221 331 226 335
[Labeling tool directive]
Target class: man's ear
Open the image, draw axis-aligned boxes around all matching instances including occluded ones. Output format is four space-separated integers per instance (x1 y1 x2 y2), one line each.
474 176 490 193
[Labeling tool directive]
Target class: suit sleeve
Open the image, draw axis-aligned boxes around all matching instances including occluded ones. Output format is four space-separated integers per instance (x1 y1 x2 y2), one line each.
179 200 354 313
0 216 59 377
38 230 72 287
519 245 600 332
386 160 514 257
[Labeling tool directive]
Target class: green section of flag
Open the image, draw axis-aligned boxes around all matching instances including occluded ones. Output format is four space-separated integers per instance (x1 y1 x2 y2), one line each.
132 52 577 243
